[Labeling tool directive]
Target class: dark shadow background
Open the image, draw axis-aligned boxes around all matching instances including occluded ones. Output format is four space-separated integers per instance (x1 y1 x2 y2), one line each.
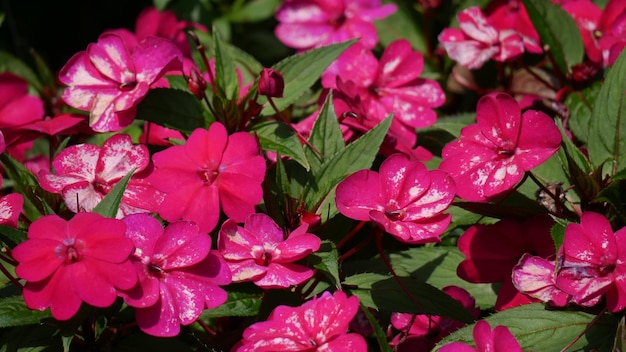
0 0 151 73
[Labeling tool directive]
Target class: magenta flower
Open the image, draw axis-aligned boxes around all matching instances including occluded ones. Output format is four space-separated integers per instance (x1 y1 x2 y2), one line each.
439 92 561 202
485 0 542 55
556 212 626 312
118 214 231 337
391 286 480 351
438 7 525 69
513 254 571 307
0 193 23 228
236 291 366 351
218 213 321 289
335 153 455 244
439 320 522 352
0 72 43 129
323 40 445 133
38 134 163 218
275 0 396 50
58 32 183 132
149 122 266 233
11 213 136 320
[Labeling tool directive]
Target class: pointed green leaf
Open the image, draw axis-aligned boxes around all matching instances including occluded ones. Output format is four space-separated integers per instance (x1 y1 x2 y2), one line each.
0 225 27 247
550 219 568 250
136 88 205 133
303 116 391 215
305 92 345 169
344 273 476 323
227 0 280 22
0 296 50 328
523 0 584 74
565 82 601 144
435 304 617 351
213 27 239 100
588 50 626 175
200 291 262 319
92 169 134 218
306 240 340 289
375 0 426 53
595 179 626 224
261 40 356 115
361 303 394 352
252 121 310 170
0 51 41 90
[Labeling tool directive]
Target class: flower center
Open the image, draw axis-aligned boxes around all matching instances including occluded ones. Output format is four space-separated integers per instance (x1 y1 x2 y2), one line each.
255 252 272 266
119 81 138 91
148 263 166 278
385 209 406 221
55 238 85 264
198 168 219 184
94 179 112 194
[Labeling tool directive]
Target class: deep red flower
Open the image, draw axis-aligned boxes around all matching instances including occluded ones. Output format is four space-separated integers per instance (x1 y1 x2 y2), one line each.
149 122 266 233
12 213 136 320
236 291 366 351
440 92 561 202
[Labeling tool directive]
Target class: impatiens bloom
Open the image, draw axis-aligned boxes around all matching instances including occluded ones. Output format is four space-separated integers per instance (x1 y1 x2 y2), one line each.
335 153 455 244
322 40 445 136
119 214 231 337
513 254 571 307
59 32 183 132
0 72 44 129
439 320 522 352
236 291 366 351
438 7 525 69
219 213 321 288
11 213 136 320
457 214 556 310
0 193 23 228
556 212 626 312
391 286 480 351
149 122 266 233
439 92 561 202
38 134 163 218
275 0 396 50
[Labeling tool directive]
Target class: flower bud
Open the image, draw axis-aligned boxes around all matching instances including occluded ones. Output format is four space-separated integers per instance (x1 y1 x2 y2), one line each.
188 68 207 99
258 68 284 98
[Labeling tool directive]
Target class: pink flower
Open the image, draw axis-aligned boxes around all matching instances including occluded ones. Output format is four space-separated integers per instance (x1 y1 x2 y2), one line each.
513 254 571 307
11 213 136 320
275 0 396 50
0 72 43 129
38 134 163 218
439 320 522 352
457 214 556 310
391 286 480 351
335 153 455 244
485 0 542 54
135 6 207 57
556 212 626 312
438 7 525 69
323 40 445 134
218 213 321 288
439 92 561 202
149 123 266 233
119 214 231 337
59 32 183 132
0 193 23 228
236 291 367 351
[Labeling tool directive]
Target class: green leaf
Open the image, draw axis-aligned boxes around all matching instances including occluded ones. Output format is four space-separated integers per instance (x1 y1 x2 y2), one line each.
0 51 41 90
565 82 601 144
0 324 61 352
227 0 280 22
523 0 584 74
345 273 476 324
213 27 239 100
136 89 205 133
306 240 340 289
0 296 51 328
595 179 626 224
550 219 568 250
261 40 356 115
417 113 475 156
375 0 427 54
200 291 262 319
588 49 626 175
152 0 172 11
252 121 310 170
92 169 134 218
303 117 391 215
361 303 394 352
0 225 27 247
305 92 345 169
435 304 617 351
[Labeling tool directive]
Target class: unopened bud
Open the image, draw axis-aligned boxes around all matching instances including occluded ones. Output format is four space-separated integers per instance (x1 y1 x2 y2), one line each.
188 69 207 99
258 68 284 98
